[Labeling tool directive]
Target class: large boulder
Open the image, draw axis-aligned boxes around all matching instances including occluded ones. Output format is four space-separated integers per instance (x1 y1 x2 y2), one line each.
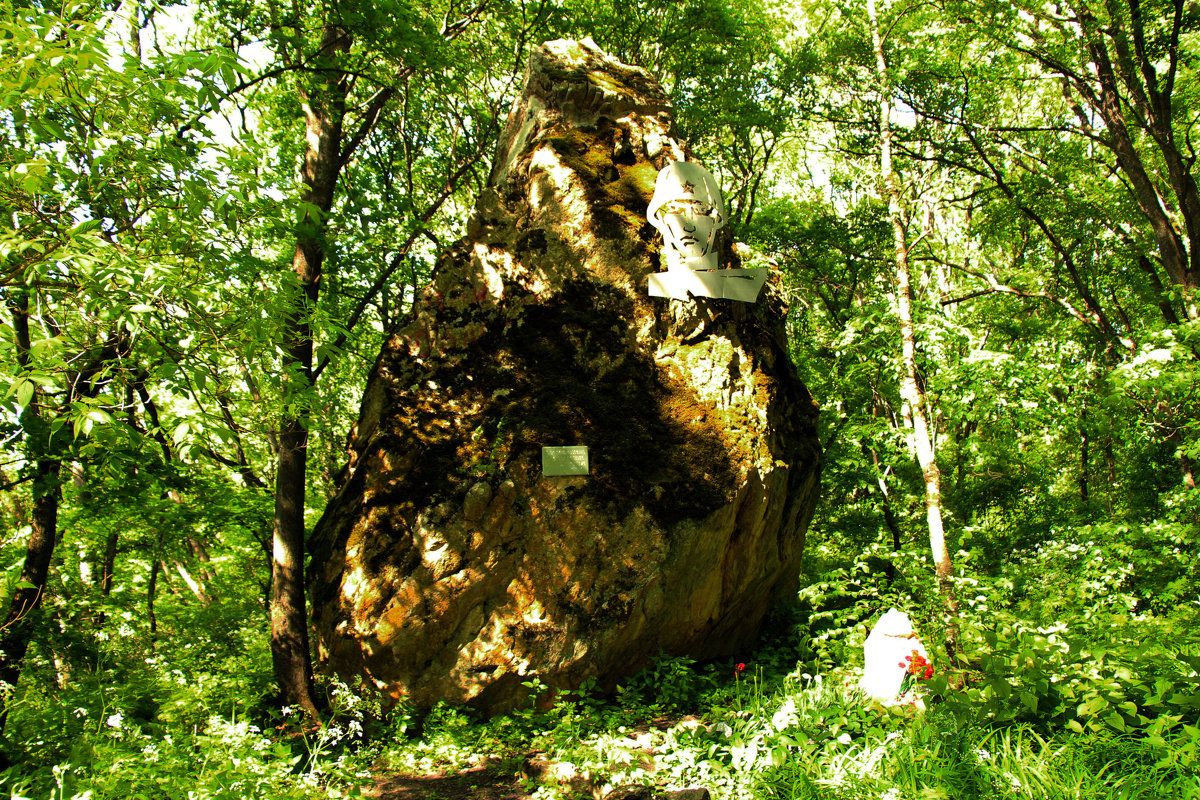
308 38 821 714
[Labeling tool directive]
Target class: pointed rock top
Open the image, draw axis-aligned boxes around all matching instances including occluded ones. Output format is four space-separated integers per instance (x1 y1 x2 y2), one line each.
490 38 680 186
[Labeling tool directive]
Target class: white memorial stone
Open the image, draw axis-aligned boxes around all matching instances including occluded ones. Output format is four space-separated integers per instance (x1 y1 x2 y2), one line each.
859 608 929 702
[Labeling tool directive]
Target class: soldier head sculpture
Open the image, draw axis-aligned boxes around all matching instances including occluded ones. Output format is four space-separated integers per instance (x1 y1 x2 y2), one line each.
647 161 727 271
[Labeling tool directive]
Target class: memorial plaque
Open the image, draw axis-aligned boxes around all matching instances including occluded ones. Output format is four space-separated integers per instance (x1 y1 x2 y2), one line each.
542 445 589 476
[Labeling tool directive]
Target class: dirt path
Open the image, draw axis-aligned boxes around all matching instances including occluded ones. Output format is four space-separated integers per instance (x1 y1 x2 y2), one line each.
364 716 698 799
367 762 532 800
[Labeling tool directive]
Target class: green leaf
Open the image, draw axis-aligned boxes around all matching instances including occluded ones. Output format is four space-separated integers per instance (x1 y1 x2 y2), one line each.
73 413 92 438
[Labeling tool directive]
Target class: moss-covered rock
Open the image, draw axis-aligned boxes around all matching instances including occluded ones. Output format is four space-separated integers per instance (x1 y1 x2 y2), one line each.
308 38 821 714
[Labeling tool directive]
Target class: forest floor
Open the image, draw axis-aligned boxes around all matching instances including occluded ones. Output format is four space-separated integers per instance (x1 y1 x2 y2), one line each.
366 715 685 799
368 762 531 800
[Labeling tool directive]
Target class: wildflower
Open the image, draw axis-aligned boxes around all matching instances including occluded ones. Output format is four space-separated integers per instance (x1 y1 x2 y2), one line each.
898 651 934 697
735 662 746 673
902 650 932 679
106 713 124 728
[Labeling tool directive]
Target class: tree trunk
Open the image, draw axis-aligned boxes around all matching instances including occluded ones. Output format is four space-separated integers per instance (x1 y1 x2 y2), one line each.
262 8 490 715
0 457 61 731
0 292 64 733
868 0 959 655
271 416 317 716
99 530 118 597
1079 402 1090 505
269 21 350 719
148 560 160 638
173 561 212 606
863 443 903 585
186 535 217 595
1104 435 1117 512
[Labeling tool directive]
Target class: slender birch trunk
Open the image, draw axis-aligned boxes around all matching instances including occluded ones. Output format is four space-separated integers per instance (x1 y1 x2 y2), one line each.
867 0 959 655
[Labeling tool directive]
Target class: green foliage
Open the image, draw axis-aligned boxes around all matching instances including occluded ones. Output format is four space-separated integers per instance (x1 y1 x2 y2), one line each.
623 652 717 714
754 713 1200 799
794 563 891 674
0 465 377 798
1 1 1199 798
924 609 1200 747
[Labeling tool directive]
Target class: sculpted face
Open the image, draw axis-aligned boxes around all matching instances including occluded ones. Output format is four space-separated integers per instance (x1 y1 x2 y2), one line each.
644 162 766 302
647 162 726 267
658 198 717 259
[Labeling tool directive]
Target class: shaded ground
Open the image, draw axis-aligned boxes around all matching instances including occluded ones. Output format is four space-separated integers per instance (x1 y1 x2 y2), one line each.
366 716 690 800
368 762 532 800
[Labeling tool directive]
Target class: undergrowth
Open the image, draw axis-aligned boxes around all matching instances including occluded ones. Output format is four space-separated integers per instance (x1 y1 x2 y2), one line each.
4 598 1200 799
3 534 1200 799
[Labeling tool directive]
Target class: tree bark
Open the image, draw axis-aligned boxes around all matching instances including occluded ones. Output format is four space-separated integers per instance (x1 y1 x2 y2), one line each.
99 530 118 597
1079 402 1090 505
173 561 212 606
269 21 350 719
0 292 64 732
0 458 61 730
148 559 160 638
863 443 903 584
868 0 959 654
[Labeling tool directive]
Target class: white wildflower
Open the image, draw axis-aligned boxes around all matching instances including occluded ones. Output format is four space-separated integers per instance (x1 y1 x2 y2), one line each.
771 697 796 731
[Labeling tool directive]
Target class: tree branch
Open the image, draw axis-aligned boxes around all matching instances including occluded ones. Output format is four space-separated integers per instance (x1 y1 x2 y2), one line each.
312 140 494 380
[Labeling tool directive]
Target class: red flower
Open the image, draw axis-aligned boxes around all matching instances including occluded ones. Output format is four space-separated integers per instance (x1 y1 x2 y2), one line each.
735 662 746 673
901 650 933 681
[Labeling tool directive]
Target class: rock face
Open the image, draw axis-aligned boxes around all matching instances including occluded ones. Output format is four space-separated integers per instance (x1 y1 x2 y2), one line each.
308 39 822 714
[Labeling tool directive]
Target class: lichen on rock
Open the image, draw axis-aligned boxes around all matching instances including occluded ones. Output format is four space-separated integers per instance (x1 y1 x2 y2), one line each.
308 38 821 714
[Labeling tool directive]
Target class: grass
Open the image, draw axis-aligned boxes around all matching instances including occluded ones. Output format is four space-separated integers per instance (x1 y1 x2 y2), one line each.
4 600 1200 799
365 653 1200 800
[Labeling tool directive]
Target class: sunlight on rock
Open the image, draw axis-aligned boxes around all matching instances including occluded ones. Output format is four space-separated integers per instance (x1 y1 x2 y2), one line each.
308 38 822 715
